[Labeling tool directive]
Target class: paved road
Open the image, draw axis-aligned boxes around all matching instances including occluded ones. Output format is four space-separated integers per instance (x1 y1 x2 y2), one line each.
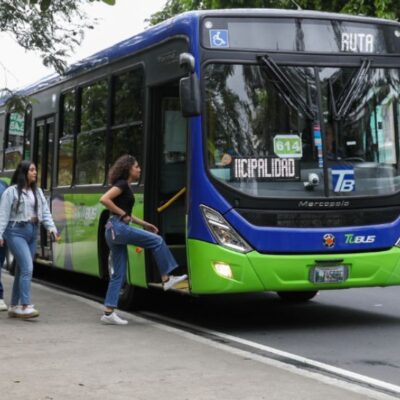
141 287 400 387
31 265 400 388
1 273 389 400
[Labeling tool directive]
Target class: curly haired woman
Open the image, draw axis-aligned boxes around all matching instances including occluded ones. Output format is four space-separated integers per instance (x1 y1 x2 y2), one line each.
100 155 187 325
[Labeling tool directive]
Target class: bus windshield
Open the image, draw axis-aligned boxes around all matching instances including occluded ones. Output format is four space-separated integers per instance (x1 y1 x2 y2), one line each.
205 63 400 198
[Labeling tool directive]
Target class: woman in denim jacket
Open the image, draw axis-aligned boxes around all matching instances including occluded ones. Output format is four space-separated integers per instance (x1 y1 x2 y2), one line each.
0 161 59 319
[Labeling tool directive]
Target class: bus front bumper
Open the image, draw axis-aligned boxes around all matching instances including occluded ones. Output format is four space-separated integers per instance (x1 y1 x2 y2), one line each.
188 239 400 294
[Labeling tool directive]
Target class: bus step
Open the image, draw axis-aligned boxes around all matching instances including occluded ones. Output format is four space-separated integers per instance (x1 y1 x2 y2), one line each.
148 279 190 293
35 258 53 266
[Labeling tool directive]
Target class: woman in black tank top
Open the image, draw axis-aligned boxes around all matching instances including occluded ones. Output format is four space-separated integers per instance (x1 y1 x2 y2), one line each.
99 155 187 325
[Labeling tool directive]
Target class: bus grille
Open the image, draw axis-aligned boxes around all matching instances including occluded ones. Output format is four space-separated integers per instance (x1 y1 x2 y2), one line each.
235 208 400 228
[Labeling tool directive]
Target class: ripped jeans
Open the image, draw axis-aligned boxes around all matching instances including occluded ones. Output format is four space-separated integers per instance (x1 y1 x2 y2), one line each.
104 216 178 308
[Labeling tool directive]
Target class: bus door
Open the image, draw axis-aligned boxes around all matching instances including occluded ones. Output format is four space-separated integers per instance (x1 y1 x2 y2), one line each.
148 86 188 283
33 116 55 261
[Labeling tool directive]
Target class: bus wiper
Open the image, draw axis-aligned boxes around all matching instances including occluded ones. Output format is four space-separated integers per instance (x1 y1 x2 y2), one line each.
335 59 371 120
258 55 315 120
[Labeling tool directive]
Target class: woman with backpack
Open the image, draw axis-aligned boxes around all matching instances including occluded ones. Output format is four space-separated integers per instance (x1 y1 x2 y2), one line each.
0 161 59 319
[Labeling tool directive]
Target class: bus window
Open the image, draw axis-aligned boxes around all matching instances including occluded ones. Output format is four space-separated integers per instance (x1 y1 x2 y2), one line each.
322 67 400 196
23 106 32 161
205 64 317 197
111 68 144 166
4 112 24 170
76 80 108 185
58 91 75 186
161 97 186 194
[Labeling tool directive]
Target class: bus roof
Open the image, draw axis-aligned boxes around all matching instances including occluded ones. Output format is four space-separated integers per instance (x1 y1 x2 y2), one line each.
1 8 399 105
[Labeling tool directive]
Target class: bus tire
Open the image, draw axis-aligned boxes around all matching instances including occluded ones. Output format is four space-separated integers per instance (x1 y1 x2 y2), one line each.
276 290 318 302
5 248 16 276
107 250 145 311
98 215 144 311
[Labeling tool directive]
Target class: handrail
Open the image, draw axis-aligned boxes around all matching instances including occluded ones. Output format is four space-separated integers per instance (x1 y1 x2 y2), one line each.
157 187 186 213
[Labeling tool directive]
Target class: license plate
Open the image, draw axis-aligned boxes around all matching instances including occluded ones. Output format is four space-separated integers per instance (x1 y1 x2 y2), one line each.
310 265 348 284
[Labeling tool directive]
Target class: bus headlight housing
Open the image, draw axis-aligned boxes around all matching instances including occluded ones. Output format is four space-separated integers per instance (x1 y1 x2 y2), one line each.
200 205 252 253
213 262 233 279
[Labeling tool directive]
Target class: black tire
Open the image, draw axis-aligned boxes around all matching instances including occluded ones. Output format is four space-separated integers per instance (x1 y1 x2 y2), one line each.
5 247 16 276
106 250 145 311
276 290 318 302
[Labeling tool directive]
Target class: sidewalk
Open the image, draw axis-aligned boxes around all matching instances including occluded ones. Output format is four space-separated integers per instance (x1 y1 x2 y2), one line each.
0 272 392 400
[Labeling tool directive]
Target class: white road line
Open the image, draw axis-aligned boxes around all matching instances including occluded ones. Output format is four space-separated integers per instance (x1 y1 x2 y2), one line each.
140 311 400 400
30 277 399 400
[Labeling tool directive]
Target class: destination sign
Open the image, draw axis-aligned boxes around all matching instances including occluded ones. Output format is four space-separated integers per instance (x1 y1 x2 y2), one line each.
202 17 400 54
341 33 374 53
231 157 300 181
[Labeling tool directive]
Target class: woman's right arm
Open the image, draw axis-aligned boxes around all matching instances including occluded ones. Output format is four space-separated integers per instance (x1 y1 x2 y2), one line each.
100 186 125 217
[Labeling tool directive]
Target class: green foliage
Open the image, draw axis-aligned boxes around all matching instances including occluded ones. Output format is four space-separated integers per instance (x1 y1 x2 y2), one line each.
0 89 32 113
148 0 400 25
1 1 114 74
0 0 114 110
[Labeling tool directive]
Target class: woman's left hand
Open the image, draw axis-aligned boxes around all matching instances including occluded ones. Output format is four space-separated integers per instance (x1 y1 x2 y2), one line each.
50 229 61 242
144 222 159 234
122 215 132 224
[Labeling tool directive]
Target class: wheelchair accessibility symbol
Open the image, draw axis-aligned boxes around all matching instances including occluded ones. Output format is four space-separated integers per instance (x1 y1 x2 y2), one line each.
209 30 229 48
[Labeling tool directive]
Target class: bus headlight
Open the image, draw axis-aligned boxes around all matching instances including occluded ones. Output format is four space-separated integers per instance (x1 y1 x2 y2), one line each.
200 205 252 253
213 262 233 279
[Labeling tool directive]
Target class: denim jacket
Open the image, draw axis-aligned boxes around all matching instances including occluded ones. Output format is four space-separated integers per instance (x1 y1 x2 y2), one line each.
0 185 56 241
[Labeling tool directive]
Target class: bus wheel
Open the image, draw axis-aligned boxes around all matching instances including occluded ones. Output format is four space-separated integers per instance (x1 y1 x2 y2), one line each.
106 252 144 311
5 248 16 276
276 290 318 302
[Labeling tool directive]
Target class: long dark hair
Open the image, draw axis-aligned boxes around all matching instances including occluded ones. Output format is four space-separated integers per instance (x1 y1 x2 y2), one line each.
11 160 38 212
108 155 137 185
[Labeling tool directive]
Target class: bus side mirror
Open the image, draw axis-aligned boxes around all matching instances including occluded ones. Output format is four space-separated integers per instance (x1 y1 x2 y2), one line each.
179 74 201 117
179 52 201 118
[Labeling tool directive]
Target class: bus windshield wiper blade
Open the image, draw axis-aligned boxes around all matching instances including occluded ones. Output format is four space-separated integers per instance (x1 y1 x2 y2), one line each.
258 55 315 120
335 59 371 120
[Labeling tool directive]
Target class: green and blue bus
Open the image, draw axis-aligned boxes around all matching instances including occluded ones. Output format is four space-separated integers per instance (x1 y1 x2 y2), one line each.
2 9 400 307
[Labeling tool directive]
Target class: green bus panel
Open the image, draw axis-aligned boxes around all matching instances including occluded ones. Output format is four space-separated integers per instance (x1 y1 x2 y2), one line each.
125 196 147 288
52 192 147 287
187 239 400 294
0 177 11 184
248 248 400 290
188 239 264 293
52 193 103 276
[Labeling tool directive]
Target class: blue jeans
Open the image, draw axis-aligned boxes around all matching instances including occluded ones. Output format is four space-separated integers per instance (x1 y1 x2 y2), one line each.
104 216 178 308
0 245 5 299
4 222 38 306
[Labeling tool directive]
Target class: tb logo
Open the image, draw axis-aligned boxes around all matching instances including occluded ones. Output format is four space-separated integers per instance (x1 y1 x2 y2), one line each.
332 167 355 192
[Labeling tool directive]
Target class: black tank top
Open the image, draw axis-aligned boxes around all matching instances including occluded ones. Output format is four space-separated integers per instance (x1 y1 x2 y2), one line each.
112 180 135 215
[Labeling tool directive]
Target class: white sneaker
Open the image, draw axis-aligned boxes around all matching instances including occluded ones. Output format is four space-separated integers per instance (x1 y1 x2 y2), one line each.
163 274 188 291
101 312 128 325
0 299 7 311
15 305 39 319
8 305 21 318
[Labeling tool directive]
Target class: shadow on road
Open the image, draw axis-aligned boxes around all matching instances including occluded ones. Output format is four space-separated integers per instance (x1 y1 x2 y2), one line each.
31 263 400 332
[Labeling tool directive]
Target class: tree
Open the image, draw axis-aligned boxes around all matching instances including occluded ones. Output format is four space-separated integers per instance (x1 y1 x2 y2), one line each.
0 0 115 74
0 0 115 110
147 0 400 25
